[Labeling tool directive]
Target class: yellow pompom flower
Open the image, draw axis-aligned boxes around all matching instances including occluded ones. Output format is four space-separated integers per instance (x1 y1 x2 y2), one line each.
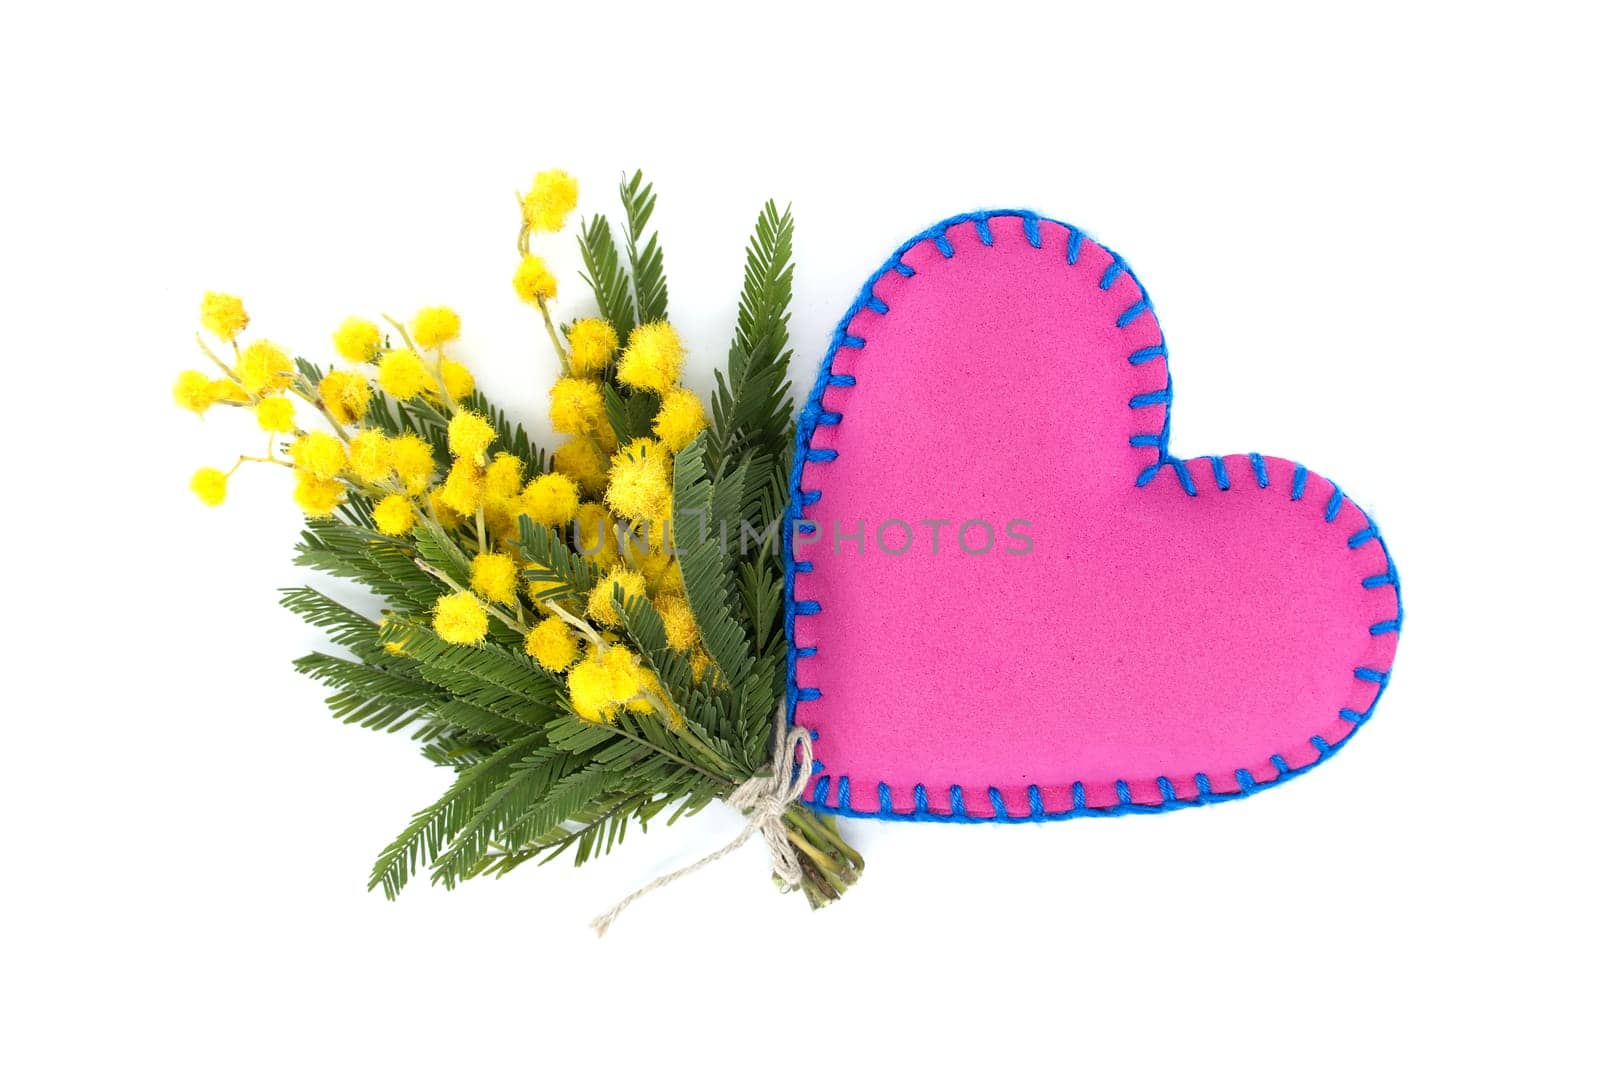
439 357 475 401
605 439 673 523
234 340 294 395
552 436 608 496
190 467 228 506
548 376 605 436
289 431 346 479
254 395 296 433
622 660 668 716
332 317 382 363
438 456 483 515
200 292 249 341
616 321 684 394
484 452 525 499
520 472 580 526
317 369 371 424
588 567 648 628
566 645 645 722
470 552 520 606
653 594 699 652
293 470 345 516
447 410 495 466
346 428 392 482
433 591 489 646
174 370 214 415
377 348 431 400
390 433 436 496
566 658 617 722
525 616 580 672
411 306 461 348
482 496 520 545
512 255 558 304
429 485 464 529
208 378 251 404
373 494 416 536
653 387 708 451
574 502 620 570
567 318 619 376
521 169 579 232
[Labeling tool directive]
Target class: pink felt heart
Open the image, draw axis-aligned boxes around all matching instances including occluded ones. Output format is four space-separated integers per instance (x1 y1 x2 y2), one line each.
784 211 1401 821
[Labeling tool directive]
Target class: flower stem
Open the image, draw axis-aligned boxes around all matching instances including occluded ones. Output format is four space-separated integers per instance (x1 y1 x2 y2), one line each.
536 297 571 374
781 804 863 909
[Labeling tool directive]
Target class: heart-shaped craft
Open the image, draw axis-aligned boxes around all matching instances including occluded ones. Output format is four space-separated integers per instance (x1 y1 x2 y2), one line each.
784 211 1402 821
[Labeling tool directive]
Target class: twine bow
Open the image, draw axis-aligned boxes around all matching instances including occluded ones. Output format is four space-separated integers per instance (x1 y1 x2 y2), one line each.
590 713 814 937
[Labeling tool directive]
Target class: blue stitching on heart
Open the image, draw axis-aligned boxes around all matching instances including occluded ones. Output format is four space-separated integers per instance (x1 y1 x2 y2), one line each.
1117 297 1152 328
1326 484 1345 522
784 209 1403 823
1066 229 1084 265
1250 453 1270 488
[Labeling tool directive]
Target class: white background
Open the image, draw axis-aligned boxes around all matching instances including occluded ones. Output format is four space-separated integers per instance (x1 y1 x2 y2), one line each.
3 2 1596 1061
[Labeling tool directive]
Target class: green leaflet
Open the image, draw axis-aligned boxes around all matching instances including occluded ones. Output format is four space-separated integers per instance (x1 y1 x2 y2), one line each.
381 620 563 726
579 214 637 341
292 652 440 733
670 438 756 693
601 380 661 448
620 170 668 324
516 516 599 601
368 735 542 899
707 201 796 474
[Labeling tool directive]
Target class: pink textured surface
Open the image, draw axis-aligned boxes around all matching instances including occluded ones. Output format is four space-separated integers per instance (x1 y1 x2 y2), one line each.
792 214 1399 818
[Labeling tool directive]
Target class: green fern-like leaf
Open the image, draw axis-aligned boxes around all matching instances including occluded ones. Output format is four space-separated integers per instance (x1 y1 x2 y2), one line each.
671 437 755 691
383 621 564 727
290 518 464 618
515 515 599 603
368 735 540 899
707 201 795 473
411 521 473 591
578 214 637 340
292 651 442 733
280 586 383 656
600 381 662 447
620 170 669 324
429 747 584 887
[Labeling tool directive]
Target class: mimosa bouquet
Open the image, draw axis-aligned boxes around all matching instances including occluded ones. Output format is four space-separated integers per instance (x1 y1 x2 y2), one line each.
176 171 862 931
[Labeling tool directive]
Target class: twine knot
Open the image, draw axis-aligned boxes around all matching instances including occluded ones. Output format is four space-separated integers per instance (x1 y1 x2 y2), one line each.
590 714 813 937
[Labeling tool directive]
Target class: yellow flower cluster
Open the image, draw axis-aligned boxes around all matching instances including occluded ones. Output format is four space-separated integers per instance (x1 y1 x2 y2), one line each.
434 591 489 645
201 292 249 341
513 256 558 305
566 641 662 723
333 317 382 362
180 168 716 730
524 616 580 671
520 170 579 234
